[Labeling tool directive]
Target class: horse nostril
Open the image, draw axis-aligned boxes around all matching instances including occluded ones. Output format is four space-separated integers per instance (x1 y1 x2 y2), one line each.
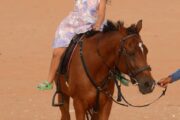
144 81 150 87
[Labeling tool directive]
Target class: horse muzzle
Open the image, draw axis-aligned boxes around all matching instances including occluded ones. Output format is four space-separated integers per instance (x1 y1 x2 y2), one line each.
138 78 156 95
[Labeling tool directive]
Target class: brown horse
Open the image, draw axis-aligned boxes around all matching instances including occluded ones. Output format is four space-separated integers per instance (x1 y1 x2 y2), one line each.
57 20 155 120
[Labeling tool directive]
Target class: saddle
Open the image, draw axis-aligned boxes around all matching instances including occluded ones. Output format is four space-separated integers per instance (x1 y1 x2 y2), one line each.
57 30 99 75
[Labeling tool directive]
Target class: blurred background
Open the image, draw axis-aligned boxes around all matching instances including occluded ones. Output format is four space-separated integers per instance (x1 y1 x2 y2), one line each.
0 0 180 119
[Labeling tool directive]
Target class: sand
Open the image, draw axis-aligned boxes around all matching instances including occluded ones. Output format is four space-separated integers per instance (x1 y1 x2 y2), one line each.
0 0 180 120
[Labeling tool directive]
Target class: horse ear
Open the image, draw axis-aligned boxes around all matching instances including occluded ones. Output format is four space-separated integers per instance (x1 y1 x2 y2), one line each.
136 20 142 33
118 21 126 34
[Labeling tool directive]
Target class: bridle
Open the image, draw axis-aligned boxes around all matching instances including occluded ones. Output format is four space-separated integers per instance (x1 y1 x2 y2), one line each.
116 34 153 85
112 33 166 107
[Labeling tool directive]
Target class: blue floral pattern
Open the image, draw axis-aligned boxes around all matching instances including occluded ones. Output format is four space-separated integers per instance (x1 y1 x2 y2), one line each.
52 0 101 48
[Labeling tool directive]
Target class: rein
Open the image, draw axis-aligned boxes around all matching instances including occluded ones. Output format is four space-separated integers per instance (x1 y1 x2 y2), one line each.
78 33 167 111
79 36 127 112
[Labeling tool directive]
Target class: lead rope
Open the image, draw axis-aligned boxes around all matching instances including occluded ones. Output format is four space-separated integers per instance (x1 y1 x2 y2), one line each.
120 84 167 107
111 72 167 107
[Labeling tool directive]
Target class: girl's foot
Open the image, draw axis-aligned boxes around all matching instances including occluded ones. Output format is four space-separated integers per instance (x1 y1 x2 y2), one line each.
37 81 53 90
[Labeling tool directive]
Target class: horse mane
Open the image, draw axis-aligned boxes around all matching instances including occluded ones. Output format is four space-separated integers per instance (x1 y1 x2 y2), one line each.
103 20 138 35
103 20 122 32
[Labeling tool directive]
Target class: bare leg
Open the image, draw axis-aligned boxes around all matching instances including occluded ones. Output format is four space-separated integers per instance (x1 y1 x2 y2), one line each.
47 47 66 83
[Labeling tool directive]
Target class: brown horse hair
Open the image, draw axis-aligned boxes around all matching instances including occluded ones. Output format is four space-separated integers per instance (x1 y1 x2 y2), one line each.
103 20 140 35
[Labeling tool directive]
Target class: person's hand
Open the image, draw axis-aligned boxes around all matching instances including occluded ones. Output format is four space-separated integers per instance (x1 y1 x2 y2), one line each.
157 76 172 88
92 24 100 31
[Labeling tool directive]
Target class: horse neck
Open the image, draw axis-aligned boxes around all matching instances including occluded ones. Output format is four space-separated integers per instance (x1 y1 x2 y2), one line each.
92 31 123 82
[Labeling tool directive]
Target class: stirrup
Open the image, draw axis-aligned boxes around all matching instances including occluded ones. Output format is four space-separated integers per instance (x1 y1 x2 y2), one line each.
52 91 64 107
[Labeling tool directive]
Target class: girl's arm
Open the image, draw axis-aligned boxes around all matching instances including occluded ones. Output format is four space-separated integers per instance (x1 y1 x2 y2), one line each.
93 0 106 31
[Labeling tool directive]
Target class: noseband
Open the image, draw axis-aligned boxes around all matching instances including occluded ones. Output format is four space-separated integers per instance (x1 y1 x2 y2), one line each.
117 34 152 84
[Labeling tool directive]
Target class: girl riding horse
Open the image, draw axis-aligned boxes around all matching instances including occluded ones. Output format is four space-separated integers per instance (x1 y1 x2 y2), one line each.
37 0 108 90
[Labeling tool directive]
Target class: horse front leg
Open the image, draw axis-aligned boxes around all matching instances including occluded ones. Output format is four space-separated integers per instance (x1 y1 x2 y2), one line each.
73 98 87 120
98 98 113 120
54 75 71 120
59 94 70 120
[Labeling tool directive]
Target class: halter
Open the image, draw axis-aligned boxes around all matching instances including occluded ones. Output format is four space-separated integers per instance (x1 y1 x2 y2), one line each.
111 34 167 107
116 34 152 85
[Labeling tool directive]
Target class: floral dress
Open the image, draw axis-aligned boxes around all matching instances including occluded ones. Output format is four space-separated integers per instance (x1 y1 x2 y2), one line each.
52 0 102 48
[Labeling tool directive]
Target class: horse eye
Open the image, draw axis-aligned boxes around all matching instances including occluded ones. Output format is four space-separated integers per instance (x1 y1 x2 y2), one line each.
129 52 135 56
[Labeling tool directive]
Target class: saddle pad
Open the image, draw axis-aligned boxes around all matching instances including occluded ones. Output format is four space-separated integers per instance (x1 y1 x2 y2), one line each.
57 30 99 75
58 34 83 74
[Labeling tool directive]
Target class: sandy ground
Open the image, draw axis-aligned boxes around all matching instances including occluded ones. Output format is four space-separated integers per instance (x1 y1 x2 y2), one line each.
0 0 180 120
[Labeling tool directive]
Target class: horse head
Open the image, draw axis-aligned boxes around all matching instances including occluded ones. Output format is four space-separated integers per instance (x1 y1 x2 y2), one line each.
116 20 155 94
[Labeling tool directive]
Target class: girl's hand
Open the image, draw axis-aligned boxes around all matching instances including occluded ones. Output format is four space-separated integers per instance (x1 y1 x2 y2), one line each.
92 24 100 31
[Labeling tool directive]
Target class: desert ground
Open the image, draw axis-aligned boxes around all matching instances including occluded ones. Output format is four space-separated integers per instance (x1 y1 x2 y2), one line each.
0 0 180 120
